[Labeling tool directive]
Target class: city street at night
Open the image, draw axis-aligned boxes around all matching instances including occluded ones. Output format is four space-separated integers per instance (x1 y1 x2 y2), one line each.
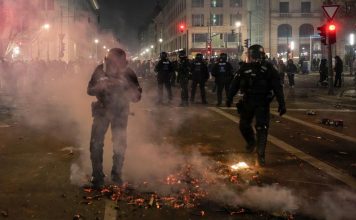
1 0 356 220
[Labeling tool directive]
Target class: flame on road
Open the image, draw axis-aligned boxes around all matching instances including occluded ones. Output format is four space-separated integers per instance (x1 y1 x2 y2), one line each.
231 162 249 171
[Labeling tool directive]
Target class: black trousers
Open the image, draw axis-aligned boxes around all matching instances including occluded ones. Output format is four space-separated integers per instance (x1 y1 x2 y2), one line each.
239 101 270 155
217 81 231 105
287 73 295 86
191 80 206 103
180 79 189 103
334 73 342 87
90 111 128 182
158 79 172 102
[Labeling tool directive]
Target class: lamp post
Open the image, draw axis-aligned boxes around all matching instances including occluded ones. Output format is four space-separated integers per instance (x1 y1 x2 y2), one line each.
94 39 99 60
235 21 242 56
290 41 295 59
42 23 51 61
350 33 355 76
159 38 163 53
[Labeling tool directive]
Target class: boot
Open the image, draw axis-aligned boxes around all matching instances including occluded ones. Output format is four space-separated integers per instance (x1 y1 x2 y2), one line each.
111 154 124 185
256 127 268 166
245 139 256 153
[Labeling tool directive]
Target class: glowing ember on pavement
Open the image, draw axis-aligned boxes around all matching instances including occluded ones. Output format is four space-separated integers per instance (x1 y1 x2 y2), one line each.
231 162 249 171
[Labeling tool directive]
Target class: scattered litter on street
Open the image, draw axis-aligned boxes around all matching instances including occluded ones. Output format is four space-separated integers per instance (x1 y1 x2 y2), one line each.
0 210 8 218
306 110 316 116
321 118 344 127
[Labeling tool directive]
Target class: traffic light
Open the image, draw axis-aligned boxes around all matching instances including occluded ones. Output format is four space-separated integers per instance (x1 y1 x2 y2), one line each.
244 39 250 48
317 24 327 45
207 41 212 55
327 23 336 45
179 24 185 33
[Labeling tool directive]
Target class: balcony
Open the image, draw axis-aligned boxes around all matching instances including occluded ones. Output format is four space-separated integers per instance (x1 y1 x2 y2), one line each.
271 11 321 18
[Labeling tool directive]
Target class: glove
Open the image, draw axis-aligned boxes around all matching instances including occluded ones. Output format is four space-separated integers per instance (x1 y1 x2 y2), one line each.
278 105 287 116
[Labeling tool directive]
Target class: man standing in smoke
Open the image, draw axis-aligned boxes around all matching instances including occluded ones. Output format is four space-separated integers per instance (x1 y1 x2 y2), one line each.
87 48 142 189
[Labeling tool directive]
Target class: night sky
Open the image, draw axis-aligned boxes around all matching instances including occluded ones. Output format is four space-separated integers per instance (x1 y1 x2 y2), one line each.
98 0 158 51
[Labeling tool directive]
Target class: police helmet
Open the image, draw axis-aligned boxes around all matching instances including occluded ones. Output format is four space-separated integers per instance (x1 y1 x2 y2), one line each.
195 53 203 61
160 52 168 59
178 50 186 59
248 44 265 61
219 53 228 62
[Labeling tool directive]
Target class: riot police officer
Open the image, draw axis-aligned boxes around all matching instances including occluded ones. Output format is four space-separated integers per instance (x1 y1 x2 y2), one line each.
226 45 286 166
212 53 233 106
154 52 174 104
190 53 209 104
87 48 142 188
177 50 191 107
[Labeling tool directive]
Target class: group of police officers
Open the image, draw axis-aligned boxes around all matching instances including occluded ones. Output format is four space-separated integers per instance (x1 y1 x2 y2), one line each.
87 45 286 189
154 50 234 107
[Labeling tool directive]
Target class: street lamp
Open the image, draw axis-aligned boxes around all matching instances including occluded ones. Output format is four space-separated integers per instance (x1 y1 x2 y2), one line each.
159 38 163 53
150 45 154 49
42 23 50 30
42 23 51 61
349 33 355 75
103 45 106 49
235 21 241 28
235 21 242 55
350 33 355 46
94 39 99 60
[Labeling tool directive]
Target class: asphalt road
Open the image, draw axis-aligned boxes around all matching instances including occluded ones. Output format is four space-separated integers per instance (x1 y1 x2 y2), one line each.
0 75 355 220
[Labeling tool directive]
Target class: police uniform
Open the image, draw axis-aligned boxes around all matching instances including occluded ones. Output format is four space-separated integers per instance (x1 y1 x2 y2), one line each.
87 63 141 187
177 56 191 106
212 55 233 106
190 56 209 104
227 46 286 165
154 55 174 103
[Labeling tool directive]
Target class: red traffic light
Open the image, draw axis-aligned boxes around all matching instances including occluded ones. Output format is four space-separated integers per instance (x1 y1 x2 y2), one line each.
328 24 336 31
179 24 185 33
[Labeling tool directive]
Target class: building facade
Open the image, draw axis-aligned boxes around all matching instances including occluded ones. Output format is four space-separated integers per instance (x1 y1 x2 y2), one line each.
143 0 345 62
143 0 246 59
0 0 100 62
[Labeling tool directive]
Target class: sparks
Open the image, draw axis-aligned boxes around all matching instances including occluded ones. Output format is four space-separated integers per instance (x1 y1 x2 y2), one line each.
231 162 249 171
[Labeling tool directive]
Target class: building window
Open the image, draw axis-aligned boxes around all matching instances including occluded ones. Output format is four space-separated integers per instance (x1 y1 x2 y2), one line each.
192 0 204 8
230 14 242 26
301 2 311 13
47 0 54 10
192 14 204 26
278 24 292 38
211 0 223 7
211 14 223 26
193 33 208 42
227 33 237 42
279 2 289 13
299 24 314 37
39 0 46 10
230 0 242 7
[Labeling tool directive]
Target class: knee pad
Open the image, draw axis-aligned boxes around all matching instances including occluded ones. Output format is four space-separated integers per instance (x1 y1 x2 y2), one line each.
255 125 268 132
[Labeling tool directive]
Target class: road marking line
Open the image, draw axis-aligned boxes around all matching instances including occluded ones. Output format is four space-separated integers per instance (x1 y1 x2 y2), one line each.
219 107 356 144
209 107 356 189
104 200 117 220
270 108 356 113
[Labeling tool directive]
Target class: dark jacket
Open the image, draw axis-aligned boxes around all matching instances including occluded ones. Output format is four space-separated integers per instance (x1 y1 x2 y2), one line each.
334 59 343 75
177 58 191 82
286 63 297 74
228 61 285 107
191 60 209 82
87 64 141 114
212 61 233 83
154 59 174 82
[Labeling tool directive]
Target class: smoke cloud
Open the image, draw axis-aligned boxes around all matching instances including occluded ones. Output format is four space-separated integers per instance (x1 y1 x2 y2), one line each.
1 2 355 220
